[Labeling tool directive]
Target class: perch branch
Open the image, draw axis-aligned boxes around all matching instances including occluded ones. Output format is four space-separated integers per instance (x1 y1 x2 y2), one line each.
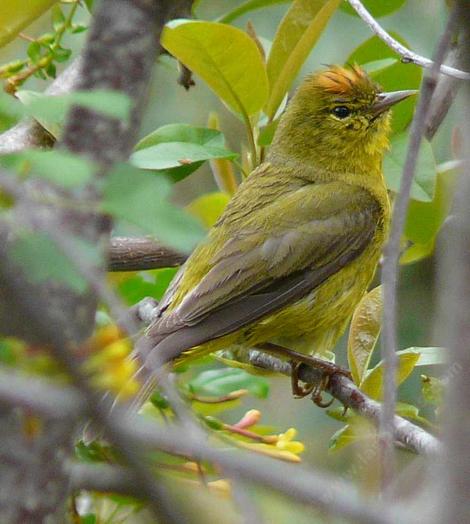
380 6 458 490
247 351 440 457
346 0 470 80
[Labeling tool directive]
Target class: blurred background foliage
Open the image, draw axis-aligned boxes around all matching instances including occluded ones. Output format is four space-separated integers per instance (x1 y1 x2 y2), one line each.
0 1 455 522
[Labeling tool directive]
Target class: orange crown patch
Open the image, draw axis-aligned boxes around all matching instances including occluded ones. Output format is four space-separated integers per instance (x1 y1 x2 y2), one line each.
310 65 377 97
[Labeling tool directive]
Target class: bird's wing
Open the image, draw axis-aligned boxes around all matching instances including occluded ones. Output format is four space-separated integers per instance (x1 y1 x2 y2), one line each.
142 178 382 366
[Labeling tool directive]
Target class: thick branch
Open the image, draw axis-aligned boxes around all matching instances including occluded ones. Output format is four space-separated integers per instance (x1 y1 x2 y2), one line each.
108 237 186 271
346 0 470 80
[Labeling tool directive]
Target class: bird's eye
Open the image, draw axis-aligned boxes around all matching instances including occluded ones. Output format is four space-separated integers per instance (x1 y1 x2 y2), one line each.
331 106 351 119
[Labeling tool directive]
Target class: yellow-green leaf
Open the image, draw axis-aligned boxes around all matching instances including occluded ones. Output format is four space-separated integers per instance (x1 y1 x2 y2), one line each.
400 239 435 265
186 192 230 229
265 0 340 119
161 20 269 117
360 350 420 400
0 0 58 48
347 285 383 385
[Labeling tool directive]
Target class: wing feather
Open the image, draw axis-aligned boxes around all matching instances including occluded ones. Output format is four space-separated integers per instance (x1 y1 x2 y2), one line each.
141 176 382 367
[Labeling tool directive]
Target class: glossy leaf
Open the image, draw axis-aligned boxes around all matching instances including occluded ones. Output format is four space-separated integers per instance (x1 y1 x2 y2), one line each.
347 34 422 134
102 164 204 253
404 165 456 244
347 285 382 385
186 192 230 229
188 368 269 399
217 0 290 24
384 133 436 202
341 0 406 18
265 0 341 119
0 0 58 48
161 20 269 116
360 350 420 400
131 124 237 182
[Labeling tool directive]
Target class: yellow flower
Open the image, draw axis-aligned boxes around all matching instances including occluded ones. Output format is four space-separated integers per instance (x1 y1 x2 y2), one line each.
275 428 305 454
84 326 139 399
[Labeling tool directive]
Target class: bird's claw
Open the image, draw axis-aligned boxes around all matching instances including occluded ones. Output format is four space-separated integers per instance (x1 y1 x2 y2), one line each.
290 358 351 408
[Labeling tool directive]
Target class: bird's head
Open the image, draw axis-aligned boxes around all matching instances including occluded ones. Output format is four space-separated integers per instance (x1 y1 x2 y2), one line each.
269 65 416 170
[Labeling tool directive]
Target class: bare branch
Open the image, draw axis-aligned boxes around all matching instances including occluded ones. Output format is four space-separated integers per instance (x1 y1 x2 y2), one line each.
108 236 186 271
380 7 458 491
435 3 470 523
346 0 470 81
425 47 463 140
247 351 440 457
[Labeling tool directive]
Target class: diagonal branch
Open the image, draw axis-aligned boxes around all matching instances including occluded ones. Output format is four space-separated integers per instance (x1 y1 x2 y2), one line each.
346 0 470 80
379 6 459 491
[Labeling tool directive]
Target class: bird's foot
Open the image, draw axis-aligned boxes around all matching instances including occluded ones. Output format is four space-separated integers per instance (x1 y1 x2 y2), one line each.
290 361 334 407
258 342 352 406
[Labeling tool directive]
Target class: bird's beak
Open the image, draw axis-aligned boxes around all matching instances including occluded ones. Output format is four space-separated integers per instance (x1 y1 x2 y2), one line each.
371 90 418 116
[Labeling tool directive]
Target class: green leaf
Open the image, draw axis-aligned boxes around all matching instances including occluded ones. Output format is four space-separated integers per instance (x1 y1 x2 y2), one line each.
329 424 356 451
404 165 456 244
8 149 95 188
27 41 42 63
9 232 99 293
341 0 406 18
131 124 237 182
258 119 279 146
383 133 437 202
347 34 422 134
399 239 435 265
0 0 58 48
117 268 178 306
360 350 420 400
189 368 270 399
186 192 230 229
80 515 97 524
395 402 431 427
405 346 447 367
51 5 65 31
102 164 204 253
52 46 72 63
16 89 132 138
161 20 269 116
421 375 443 406
265 0 341 119
217 0 290 24
347 285 382 385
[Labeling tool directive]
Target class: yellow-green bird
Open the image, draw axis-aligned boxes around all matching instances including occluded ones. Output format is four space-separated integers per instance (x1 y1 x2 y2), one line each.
135 65 414 397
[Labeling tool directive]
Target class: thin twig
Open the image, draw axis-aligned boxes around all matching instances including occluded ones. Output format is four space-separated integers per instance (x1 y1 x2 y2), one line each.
380 8 459 492
425 47 463 140
346 0 470 81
